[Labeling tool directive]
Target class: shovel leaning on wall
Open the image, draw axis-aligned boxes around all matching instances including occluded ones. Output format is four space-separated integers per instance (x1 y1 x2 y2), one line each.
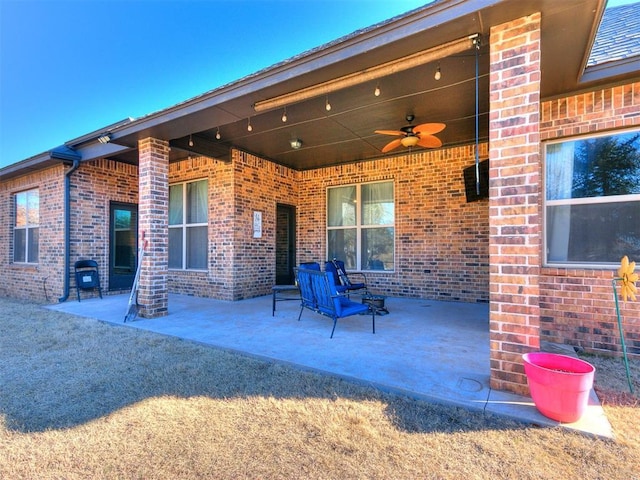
124 232 147 322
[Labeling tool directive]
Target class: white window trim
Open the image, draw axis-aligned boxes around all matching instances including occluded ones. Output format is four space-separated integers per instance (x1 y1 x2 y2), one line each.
169 179 208 271
326 180 395 272
543 127 640 269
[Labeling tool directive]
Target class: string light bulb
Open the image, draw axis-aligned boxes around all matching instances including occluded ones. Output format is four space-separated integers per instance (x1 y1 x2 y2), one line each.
281 108 287 123
434 63 441 81
215 127 221 140
325 96 331 111
374 84 381 97
247 117 253 132
188 134 194 147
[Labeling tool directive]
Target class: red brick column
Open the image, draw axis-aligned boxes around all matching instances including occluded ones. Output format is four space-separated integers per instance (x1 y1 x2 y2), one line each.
489 13 542 395
138 137 169 318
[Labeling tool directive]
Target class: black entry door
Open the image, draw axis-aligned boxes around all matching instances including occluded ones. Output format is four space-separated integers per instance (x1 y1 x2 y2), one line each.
109 202 138 291
275 204 296 285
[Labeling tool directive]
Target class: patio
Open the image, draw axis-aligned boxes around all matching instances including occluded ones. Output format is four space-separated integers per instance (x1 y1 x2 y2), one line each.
47 292 612 438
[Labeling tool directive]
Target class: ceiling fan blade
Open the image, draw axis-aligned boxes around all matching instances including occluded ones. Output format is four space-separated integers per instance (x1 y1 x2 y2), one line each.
417 135 442 148
381 138 403 153
374 129 405 136
412 123 446 135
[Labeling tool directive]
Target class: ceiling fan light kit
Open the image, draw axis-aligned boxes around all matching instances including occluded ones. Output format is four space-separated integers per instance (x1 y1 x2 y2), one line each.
401 136 419 147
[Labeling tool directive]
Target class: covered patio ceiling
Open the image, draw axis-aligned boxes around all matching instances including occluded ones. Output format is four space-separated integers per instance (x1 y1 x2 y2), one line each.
168 37 492 170
6 0 614 178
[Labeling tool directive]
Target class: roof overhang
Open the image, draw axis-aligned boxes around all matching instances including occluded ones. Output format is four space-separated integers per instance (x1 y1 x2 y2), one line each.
3 0 617 178
580 55 640 86
0 145 83 181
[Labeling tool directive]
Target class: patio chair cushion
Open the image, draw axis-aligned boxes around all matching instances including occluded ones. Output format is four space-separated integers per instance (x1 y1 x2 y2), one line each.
299 262 321 271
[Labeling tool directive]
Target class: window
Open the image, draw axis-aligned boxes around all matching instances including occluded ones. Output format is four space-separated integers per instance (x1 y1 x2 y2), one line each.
169 179 208 270
544 129 640 266
14 189 39 263
327 180 394 271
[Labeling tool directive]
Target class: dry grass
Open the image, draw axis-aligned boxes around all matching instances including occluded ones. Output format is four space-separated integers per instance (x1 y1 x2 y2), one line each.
1 297 638 480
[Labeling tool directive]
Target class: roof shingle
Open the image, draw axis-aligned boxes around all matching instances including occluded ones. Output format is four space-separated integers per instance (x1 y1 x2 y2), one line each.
588 2 640 66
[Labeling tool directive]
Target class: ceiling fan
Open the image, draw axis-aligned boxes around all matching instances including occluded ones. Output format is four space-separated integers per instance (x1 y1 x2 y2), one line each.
375 115 446 153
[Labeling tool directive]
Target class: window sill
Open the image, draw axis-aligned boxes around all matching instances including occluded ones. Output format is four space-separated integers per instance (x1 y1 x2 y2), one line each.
9 262 39 270
168 268 208 273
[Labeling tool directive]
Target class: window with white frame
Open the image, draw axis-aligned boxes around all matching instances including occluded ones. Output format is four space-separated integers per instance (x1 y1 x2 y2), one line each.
169 179 208 270
544 129 640 266
327 180 394 271
14 189 39 263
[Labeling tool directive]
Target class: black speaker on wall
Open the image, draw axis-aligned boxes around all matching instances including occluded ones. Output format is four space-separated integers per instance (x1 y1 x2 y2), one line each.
463 159 489 202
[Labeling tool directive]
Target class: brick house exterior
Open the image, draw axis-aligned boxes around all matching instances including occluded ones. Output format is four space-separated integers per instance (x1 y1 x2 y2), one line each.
1 1 639 396
539 84 640 357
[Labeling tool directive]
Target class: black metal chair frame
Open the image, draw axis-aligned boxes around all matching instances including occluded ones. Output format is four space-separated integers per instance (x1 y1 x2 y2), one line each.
74 259 103 302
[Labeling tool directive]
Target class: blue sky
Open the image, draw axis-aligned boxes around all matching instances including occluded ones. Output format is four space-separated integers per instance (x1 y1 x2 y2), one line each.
0 0 635 168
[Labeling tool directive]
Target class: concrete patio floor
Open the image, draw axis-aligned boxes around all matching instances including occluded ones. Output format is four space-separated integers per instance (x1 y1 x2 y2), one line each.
47 292 612 438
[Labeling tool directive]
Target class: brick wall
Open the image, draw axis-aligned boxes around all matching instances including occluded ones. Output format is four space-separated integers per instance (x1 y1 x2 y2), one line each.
0 159 141 302
298 144 490 302
489 13 542 395
167 150 298 301
167 155 236 299
166 144 488 303
69 159 139 297
540 82 640 357
231 150 298 299
0 165 66 301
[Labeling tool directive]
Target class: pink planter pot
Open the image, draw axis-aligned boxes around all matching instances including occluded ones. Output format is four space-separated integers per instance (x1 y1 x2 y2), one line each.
522 352 595 423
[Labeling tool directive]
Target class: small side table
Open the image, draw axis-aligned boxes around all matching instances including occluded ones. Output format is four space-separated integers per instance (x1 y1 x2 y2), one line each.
362 294 389 315
272 285 300 316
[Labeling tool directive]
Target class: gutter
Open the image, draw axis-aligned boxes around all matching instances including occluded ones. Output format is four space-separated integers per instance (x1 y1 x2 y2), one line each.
52 146 82 303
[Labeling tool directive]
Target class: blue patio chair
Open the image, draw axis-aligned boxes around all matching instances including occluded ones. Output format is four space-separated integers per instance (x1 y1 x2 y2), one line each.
324 258 368 296
295 266 374 338
291 262 322 312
